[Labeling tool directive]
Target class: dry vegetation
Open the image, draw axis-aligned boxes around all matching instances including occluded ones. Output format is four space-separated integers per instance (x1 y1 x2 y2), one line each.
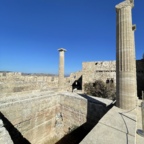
84 80 116 100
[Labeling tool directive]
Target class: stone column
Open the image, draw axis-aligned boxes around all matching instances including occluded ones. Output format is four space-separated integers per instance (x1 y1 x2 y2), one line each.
58 48 66 89
116 0 137 110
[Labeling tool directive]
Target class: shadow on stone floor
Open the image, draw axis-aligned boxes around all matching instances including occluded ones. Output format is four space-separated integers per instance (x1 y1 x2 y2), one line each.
0 112 31 144
55 122 93 144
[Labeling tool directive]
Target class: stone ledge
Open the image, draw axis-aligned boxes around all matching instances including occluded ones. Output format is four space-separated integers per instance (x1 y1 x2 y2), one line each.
80 106 137 144
60 92 113 106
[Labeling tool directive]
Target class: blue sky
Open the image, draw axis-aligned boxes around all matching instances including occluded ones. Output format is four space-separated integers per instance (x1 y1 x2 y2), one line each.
0 0 143 75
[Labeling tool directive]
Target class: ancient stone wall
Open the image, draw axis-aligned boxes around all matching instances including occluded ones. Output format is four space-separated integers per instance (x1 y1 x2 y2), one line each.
0 73 58 95
68 71 82 84
82 61 116 89
59 93 87 135
0 90 112 144
64 71 82 92
59 93 112 135
81 60 144 97
0 90 60 144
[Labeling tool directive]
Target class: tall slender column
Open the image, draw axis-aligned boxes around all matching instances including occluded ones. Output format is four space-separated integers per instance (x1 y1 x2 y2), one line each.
58 48 66 89
116 0 137 110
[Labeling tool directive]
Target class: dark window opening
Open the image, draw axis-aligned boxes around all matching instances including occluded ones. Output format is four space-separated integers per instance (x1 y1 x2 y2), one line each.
106 79 109 83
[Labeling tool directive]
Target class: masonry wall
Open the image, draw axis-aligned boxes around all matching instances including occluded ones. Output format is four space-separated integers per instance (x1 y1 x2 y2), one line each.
0 90 112 144
68 71 82 84
59 93 111 135
82 60 144 97
0 90 60 144
82 61 116 89
59 93 87 135
0 74 58 95
64 71 82 92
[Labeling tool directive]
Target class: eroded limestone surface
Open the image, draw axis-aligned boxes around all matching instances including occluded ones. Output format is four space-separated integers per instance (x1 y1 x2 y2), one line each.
0 73 58 95
80 106 137 144
0 90 112 144
0 120 14 144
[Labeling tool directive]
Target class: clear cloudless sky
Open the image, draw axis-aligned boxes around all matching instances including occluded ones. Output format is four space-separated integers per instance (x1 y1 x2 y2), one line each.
0 0 144 75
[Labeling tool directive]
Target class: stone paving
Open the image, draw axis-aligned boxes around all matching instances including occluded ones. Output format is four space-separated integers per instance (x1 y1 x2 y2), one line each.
80 99 144 144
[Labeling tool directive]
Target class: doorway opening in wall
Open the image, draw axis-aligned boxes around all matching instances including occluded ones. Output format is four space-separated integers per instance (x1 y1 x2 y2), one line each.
72 76 82 91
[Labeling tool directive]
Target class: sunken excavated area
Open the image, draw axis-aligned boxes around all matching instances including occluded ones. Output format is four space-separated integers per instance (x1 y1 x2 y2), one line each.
0 90 113 144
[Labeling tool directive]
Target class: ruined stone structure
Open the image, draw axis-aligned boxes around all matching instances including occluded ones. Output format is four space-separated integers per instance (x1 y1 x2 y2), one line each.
0 70 115 144
0 89 111 144
78 59 144 98
0 73 58 94
58 48 66 89
82 61 116 89
0 0 143 143
116 0 137 110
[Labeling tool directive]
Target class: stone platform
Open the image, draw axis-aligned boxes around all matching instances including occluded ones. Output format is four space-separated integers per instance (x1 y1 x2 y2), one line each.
80 101 144 144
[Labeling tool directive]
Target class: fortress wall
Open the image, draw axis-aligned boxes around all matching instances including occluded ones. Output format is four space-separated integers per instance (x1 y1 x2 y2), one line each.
0 90 61 144
0 74 58 95
82 61 116 89
82 60 144 97
0 73 59 83
64 71 83 92
69 71 83 83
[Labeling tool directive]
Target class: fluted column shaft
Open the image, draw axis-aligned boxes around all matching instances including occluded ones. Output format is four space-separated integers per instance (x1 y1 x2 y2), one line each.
116 1 137 110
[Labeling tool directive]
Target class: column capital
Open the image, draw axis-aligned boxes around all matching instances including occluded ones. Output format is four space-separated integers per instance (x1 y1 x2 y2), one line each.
58 48 67 52
116 0 134 11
